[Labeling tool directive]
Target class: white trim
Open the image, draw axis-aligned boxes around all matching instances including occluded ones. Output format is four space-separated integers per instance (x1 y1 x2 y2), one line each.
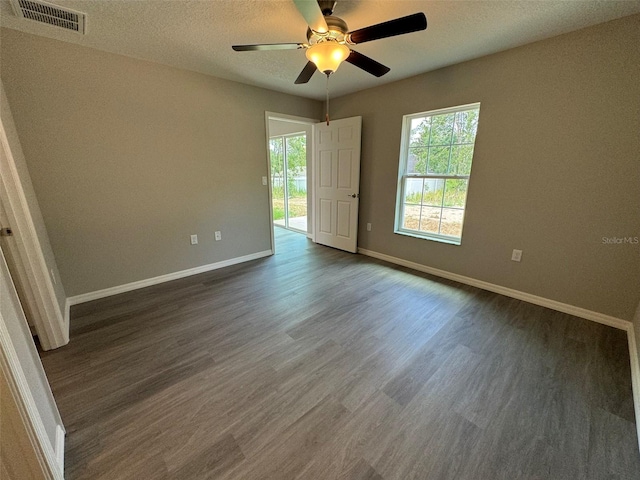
55 424 65 476
0 304 64 480
357 247 631 331
64 299 71 332
627 323 640 453
67 250 272 306
0 109 67 350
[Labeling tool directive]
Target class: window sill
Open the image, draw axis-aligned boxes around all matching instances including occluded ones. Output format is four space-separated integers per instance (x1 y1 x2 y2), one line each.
394 229 461 246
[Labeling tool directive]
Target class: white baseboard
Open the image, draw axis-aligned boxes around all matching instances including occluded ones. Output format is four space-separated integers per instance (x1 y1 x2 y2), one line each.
357 248 631 331
66 250 273 306
358 247 640 450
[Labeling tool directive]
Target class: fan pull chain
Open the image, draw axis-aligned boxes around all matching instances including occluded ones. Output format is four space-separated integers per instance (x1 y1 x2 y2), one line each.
325 73 330 125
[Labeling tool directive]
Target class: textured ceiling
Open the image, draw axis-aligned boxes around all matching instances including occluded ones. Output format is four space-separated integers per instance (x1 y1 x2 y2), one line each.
1 0 639 100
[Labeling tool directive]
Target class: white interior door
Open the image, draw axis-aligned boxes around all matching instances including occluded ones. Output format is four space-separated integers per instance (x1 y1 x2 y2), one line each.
0 245 65 478
313 116 362 253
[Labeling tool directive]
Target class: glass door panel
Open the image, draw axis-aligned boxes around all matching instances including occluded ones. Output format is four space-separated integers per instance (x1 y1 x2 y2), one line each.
285 135 307 232
270 133 307 233
270 137 286 225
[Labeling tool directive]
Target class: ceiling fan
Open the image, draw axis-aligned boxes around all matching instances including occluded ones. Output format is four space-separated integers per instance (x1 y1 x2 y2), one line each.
232 0 427 84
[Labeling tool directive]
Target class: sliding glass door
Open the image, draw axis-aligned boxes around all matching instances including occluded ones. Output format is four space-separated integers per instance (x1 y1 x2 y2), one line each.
270 133 307 233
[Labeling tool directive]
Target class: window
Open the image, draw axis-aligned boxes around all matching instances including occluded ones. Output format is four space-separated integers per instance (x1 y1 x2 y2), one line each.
395 103 480 245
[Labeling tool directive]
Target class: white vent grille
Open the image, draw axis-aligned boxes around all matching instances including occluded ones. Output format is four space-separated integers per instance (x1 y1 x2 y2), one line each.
10 0 86 34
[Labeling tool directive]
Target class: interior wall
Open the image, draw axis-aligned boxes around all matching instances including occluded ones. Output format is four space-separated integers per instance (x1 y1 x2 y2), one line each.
268 119 310 137
331 14 640 320
0 28 322 297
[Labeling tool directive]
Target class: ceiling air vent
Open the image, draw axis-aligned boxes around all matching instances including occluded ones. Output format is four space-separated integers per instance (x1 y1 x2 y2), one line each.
10 0 86 34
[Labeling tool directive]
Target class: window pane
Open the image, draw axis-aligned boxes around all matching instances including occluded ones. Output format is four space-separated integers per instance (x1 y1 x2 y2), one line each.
407 147 428 174
422 178 444 207
443 179 468 208
440 208 464 237
429 113 455 146
404 178 424 204
427 146 450 174
419 207 441 234
453 109 479 144
449 145 474 175
402 204 422 230
410 117 430 146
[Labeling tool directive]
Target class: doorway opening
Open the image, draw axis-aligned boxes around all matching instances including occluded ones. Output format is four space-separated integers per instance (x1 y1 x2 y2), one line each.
265 113 315 253
270 132 307 233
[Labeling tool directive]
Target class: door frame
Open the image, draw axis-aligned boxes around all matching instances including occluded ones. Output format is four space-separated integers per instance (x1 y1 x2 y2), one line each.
264 112 316 252
0 112 68 350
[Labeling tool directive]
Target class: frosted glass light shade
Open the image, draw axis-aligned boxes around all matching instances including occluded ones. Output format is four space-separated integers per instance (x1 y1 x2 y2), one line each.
305 42 350 74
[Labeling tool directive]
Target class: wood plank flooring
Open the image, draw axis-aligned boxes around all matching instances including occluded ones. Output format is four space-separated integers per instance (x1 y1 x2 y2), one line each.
40 227 640 479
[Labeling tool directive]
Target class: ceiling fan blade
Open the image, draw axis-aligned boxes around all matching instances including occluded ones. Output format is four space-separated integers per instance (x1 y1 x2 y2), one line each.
232 43 304 52
348 13 427 45
293 0 329 33
295 61 318 84
345 50 390 77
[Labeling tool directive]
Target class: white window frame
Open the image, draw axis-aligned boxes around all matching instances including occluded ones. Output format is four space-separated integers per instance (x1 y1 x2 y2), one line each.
394 102 481 245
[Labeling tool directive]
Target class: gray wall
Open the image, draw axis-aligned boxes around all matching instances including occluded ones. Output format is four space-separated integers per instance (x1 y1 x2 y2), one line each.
330 14 640 321
0 81 66 318
269 119 310 137
0 28 322 296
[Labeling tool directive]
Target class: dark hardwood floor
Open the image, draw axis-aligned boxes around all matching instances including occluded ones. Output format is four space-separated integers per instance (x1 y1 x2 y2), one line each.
40 227 640 479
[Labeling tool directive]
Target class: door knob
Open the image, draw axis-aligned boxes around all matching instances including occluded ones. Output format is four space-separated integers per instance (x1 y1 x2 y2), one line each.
348 193 359 198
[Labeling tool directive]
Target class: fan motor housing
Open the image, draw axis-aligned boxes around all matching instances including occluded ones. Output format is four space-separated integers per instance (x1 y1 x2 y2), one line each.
307 15 348 43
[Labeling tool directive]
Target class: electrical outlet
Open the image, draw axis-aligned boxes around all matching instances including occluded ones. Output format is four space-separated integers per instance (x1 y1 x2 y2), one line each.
215 231 221 241
511 249 522 262
262 176 268 186
190 234 198 245
366 223 372 231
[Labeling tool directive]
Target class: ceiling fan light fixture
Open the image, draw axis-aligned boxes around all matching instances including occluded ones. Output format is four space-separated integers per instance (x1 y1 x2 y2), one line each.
305 41 350 75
